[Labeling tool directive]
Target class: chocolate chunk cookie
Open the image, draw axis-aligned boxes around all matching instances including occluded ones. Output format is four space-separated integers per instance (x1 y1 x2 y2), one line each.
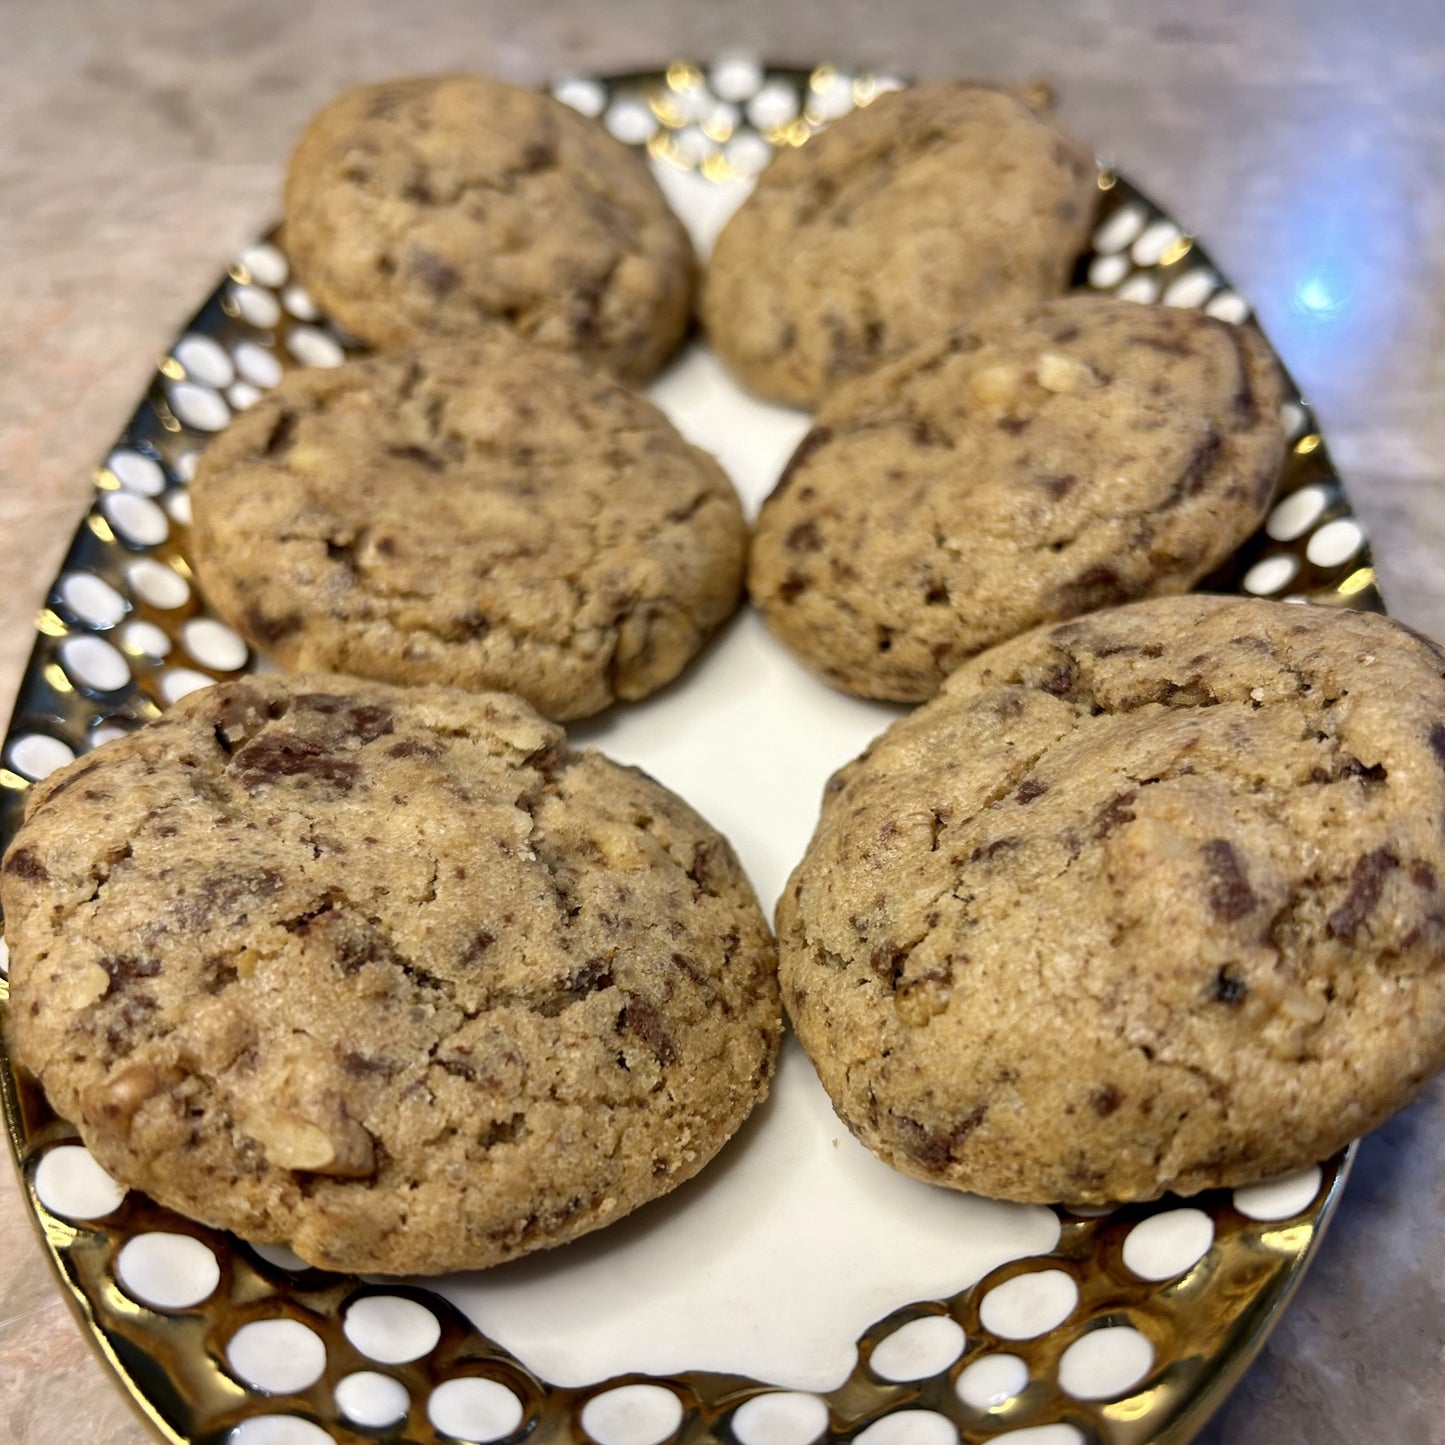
284 75 695 383
751 298 1286 701
702 83 1098 406
189 339 747 721
1 676 779 1274
778 596 1445 1204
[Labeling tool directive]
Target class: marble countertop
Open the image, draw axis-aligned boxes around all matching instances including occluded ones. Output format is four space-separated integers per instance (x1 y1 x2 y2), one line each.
2 1 1444 1441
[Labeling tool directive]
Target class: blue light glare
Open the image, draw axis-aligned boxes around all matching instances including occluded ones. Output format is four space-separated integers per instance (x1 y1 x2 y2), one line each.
1293 269 1354 320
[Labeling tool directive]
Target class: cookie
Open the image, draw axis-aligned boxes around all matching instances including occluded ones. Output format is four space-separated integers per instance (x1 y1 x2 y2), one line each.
750 298 1287 702
777 595 1445 1204
1 676 779 1274
189 339 747 721
702 83 1098 406
284 75 695 383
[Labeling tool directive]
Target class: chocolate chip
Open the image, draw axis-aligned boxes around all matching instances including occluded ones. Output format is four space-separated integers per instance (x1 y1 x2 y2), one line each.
968 837 1019 862
785 520 823 553
1040 662 1077 698
1327 847 1400 940
3 847 48 882
1202 839 1257 922
1053 563 1133 611
262 410 298 459
1160 428 1223 510
1413 862 1438 891
897 1104 988 1171
618 993 677 1065
777 571 810 603
1038 473 1077 500
1090 1084 1124 1116
243 606 302 647
998 416 1030 435
911 418 952 448
1016 778 1048 804
101 955 161 987
1429 723 1445 769
461 930 496 963
409 249 460 297
1092 789 1137 839
1211 967 1249 1004
386 444 445 472
231 733 360 793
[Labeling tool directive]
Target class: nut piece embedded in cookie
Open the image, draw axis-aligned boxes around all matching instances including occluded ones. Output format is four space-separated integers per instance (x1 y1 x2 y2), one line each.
284 74 696 383
750 297 1287 702
703 82 1099 406
778 596 1445 1204
1 675 780 1274
189 339 748 721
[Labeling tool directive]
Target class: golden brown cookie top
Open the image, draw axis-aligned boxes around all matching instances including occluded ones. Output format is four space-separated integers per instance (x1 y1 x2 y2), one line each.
1 676 779 1274
284 75 696 383
750 298 1287 701
778 596 1445 1204
189 339 747 721
702 83 1098 406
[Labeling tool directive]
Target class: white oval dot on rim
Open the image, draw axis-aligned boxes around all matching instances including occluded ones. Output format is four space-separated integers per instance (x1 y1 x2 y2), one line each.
1280 400 1310 439
1205 290 1251 324
1058 1325 1155 1401
1087 253 1131 290
167 381 231 433
158 668 217 704
1131 219 1183 267
852 1409 958 1445
106 448 166 496
1116 272 1161 304
428 1377 525 1442
88 721 131 749
249 1242 312 1272
955 1353 1029 1411
165 490 193 526
809 75 856 122
8 733 76 781
116 1232 221 1310
227 1318 327 1394
286 326 345 369
120 619 172 659
239 242 289 288
233 284 283 330
228 381 263 411
1234 1164 1323 1221
1267 483 1333 541
0 938 8 977
175 450 200 483
711 55 764 103
747 80 801 131
1242 553 1300 596
978 1270 1079 1341
335 1371 410 1429
553 76 607 117
127 559 191 610
1092 203 1147 254
992 1427 1084 1445
103 491 169 547
59 572 126 628
173 334 236 389
582 1384 684 1445
343 1294 441 1365
731 1392 829 1445
870 1316 966 1382
1306 517 1365 568
1162 268 1218 309
725 131 774 177
603 97 658 146
60 635 132 693
183 617 249 672
234 341 284 389
282 284 320 321
228 1418 331 1445
1122 1207 1215 1281
34 1145 126 1220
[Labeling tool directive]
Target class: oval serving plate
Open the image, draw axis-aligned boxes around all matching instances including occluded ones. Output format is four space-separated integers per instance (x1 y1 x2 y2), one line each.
0 60 1380 1445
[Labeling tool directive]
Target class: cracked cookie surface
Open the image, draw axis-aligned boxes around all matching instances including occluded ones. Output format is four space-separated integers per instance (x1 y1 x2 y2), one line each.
777 596 1445 1203
1 676 780 1273
750 298 1287 701
702 83 1098 406
284 74 696 383
189 340 747 721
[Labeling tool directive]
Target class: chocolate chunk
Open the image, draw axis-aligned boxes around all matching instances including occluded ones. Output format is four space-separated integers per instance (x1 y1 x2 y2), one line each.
1327 847 1400 940
3 847 48 882
778 571 810 603
1092 789 1137 839
1429 723 1445 769
897 1104 988 1171
1016 778 1048 804
461 930 496 963
1202 839 1257 922
231 733 361 793
1090 1084 1124 1116
618 993 677 1065
1160 428 1222 510
1040 662 1077 698
101 955 161 987
243 606 302 647
1211 967 1248 1004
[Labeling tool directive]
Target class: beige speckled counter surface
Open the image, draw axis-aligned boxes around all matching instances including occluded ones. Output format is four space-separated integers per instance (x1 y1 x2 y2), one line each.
2 2 1444 1441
